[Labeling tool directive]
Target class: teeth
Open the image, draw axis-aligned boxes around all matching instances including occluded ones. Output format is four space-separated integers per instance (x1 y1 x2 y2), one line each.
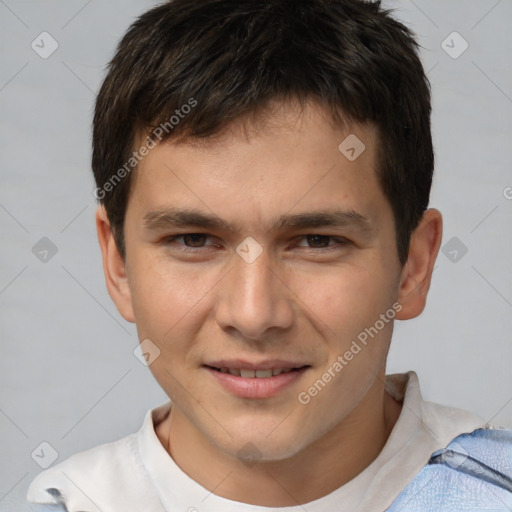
218 367 294 378
255 369 272 378
271 368 294 375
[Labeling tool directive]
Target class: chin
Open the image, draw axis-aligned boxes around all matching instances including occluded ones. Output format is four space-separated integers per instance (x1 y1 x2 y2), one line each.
218 429 311 465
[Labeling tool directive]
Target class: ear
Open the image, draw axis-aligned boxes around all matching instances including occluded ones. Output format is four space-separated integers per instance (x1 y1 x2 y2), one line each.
396 208 443 320
95 205 135 323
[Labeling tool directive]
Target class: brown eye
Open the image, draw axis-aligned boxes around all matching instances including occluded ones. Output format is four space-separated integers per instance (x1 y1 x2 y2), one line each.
182 234 208 247
306 235 331 248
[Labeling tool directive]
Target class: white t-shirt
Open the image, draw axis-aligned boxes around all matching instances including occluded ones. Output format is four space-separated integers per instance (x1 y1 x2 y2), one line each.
27 371 489 512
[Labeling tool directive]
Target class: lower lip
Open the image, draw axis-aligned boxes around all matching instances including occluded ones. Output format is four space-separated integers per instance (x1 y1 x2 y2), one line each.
205 366 309 399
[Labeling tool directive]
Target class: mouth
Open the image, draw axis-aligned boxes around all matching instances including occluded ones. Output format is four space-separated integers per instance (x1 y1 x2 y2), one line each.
203 362 311 399
204 365 309 378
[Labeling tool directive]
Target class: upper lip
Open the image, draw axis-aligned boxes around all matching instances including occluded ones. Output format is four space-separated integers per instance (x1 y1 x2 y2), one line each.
204 359 310 370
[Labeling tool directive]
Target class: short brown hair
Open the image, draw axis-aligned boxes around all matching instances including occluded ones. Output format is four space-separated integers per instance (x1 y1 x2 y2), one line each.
92 0 434 265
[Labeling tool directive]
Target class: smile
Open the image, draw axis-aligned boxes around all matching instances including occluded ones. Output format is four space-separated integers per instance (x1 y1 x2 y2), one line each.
209 367 300 378
204 364 310 399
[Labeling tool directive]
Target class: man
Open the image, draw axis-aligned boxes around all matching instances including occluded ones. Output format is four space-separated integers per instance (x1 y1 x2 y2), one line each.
27 0 512 510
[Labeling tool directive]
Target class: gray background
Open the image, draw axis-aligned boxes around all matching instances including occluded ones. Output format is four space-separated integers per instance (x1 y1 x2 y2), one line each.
1 1 511 510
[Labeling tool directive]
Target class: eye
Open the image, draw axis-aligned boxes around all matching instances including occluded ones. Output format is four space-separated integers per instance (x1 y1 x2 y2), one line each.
163 233 213 248
296 235 350 249
305 235 331 248
181 233 208 247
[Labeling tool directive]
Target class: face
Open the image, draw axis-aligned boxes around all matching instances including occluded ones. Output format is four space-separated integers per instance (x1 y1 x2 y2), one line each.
116 101 406 462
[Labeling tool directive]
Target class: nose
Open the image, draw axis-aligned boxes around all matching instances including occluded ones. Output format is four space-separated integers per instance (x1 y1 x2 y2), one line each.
214 245 294 341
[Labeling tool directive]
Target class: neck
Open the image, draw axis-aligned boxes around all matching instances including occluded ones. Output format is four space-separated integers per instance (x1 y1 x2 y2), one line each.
157 373 402 506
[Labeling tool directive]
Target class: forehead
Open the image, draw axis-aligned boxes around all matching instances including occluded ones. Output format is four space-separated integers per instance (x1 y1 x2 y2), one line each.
128 100 387 233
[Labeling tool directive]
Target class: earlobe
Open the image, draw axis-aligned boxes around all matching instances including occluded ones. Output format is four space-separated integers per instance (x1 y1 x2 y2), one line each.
95 206 135 323
396 208 443 320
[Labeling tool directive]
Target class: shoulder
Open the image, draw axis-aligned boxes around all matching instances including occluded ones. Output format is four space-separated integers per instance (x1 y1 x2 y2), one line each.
388 427 512 511
26 431 162 512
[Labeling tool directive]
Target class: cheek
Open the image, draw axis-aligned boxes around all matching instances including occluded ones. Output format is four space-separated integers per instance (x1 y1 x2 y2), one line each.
295 265 394 340
128 254 231 370
128 263 210 393
128 255 204 340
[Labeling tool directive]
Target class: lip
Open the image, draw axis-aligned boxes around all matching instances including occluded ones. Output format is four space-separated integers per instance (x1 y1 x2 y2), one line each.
204 364 310 399
204 359 309 371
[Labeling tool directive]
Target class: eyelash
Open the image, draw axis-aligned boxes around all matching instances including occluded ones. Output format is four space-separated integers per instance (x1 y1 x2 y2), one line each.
162 234 350 252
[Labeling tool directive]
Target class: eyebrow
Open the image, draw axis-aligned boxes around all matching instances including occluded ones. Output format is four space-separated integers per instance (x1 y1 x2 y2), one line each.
143 207 373 234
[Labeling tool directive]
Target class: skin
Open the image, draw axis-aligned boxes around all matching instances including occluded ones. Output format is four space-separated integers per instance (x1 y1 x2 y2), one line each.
96 99 442 506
